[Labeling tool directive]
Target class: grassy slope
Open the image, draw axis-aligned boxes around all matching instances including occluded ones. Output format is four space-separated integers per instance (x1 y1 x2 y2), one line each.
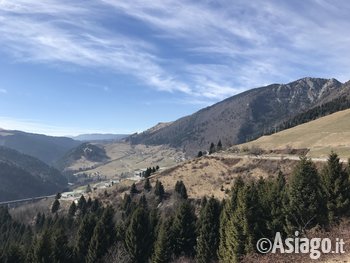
239 108 350 158
149 155 300 199
70 142 186 178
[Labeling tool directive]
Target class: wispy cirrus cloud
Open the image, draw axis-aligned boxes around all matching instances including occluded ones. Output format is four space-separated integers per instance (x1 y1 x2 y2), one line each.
0 0 192 95
0 116 132 136
1 0 350 102
101 0 350 87
0 116 86 136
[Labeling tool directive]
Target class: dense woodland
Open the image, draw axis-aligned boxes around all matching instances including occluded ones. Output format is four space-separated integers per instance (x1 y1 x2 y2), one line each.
0 147 67 202
1 152 350 263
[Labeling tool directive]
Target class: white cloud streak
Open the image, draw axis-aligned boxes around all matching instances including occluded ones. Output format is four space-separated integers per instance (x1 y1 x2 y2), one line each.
101 0 350 86
0 116 85 136
0 0 192 95
0 116 132 136
1 0 350 102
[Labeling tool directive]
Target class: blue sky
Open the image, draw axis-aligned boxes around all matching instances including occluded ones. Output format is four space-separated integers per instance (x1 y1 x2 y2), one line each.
0 0 350 136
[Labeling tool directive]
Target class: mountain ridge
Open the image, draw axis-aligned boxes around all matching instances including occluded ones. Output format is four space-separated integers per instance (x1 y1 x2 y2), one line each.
0 129 80 165
0 146 67 201
72 133 129 142
129 77 350 156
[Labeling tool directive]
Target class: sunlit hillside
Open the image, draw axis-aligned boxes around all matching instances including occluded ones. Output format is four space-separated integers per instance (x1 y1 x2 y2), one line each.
239 109 350 159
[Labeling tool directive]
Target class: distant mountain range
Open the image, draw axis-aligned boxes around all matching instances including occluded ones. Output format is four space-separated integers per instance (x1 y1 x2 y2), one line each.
72 133 129 142
129 78 350 156
0 146 67 202
2 77 350 201
0 129 80 165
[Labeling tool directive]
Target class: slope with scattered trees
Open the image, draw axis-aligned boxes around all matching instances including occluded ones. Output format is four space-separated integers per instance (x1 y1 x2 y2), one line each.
129 78 350 156
1 152 350 262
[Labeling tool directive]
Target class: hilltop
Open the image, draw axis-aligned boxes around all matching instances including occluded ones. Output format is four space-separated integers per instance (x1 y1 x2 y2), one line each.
129 78 350 156
147 155 300 199
0 129 80 165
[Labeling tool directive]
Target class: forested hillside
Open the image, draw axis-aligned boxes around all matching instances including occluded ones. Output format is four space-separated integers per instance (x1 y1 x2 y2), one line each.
129 78 350 155
0 146 67 201
0 129 80 165
56 143 109 171
1 152 349 262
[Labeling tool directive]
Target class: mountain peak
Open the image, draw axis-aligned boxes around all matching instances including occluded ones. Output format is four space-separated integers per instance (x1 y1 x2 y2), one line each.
129 77 350 156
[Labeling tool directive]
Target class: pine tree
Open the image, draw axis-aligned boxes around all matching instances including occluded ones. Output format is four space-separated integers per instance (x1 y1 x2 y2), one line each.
35 212 45 229
122 194 134 218
51 199 60 214
144 168 152 178
197 151 203 158
148 208 159 254
218 176 245 263
243 181 267 254
196 196 221 263
267 172 287 236
77 195 87 215
138 194 148 210
2 244 25 263
87 197 93 208
130 183 138 195
124 207 151 263
172 201 197 257
321 152 350 223
86 221 106 263
286 157 327 233
91 199 101 213
75 215 96 262
219 181 264 262
144 178 152 192
218 200 232 262
87 206 116 263
217 140 223 151
151 218 174 263
154 180 165 201
86 184 92 193
68 202 77 217
33 229 52 263
209 143 215 154
50 227 72 263
174 181 188 199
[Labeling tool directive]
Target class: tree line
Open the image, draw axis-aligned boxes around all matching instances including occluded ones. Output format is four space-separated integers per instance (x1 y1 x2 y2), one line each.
1 152 350 262
198 140 223 157
267 96 350 137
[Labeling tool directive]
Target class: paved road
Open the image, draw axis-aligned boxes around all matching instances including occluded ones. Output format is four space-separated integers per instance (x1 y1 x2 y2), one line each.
214 153 349 163
0 194 55 206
